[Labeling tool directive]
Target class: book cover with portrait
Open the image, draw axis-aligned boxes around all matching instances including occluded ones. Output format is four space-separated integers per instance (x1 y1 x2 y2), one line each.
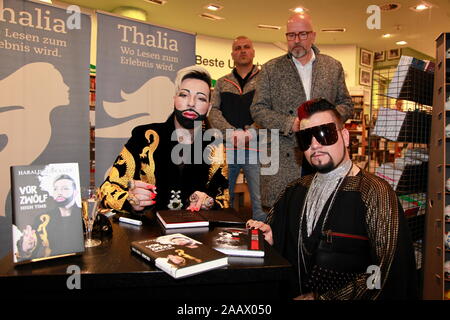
131 233 228 279
10 163 84 264
204 227 265 257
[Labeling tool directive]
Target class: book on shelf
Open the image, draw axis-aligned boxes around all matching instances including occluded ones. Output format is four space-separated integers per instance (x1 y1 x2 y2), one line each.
387 55 434 105
10 163 85 264
130 233 228 279
156 208 245 229
372 107 431 143
204 227 265 257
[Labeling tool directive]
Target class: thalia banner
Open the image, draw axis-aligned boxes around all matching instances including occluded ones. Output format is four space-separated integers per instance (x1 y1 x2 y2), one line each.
0 0 91 219
95 12 195 186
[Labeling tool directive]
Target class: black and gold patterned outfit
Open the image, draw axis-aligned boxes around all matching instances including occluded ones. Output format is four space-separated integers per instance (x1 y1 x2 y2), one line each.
267 169 418 300
100 113 229 213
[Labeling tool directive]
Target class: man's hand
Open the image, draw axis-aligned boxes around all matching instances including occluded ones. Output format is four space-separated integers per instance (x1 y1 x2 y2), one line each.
187 191 214 211
231 130 249 148
294 293 315 300
127 180 157 211
246 219 273 245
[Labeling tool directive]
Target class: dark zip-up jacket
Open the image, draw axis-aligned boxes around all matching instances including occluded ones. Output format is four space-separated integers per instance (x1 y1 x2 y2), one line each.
209 65 260 132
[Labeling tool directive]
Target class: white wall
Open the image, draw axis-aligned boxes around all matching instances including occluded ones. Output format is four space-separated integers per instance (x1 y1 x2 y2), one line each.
319 44 358 89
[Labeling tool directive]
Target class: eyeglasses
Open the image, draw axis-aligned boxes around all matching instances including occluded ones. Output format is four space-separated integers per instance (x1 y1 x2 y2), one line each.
296 122 339 151
285 31 313 41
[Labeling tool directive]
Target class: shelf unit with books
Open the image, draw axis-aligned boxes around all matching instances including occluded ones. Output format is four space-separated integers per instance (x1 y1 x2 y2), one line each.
423 32 450 300
369 53 435 283
346 95 368 167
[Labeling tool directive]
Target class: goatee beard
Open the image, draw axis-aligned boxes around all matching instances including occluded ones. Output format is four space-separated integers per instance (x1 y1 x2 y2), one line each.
290 45 307 59
174 108 206 129
315 161 335 174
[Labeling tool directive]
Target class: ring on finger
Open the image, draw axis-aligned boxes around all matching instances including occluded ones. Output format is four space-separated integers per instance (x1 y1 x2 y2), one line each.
127 180 135 190
189 193 199 202
127 193 140 206
201 196 214 210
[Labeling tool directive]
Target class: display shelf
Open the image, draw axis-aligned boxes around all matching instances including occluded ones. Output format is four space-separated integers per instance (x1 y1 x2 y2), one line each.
423 32 450 300
370 43 437 298
370 57 433 260
347 95 368 166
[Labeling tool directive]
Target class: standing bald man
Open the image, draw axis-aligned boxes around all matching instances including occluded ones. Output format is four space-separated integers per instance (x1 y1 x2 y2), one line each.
251 13 353 209
209 36 266 221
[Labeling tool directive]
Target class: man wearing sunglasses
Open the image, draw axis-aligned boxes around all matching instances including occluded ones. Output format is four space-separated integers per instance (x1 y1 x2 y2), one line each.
250 12 353 210
247 99 418 300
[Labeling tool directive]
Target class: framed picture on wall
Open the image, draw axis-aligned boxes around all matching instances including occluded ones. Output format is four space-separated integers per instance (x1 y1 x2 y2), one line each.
374 50 385 62
387 48 401 60
359 68 372 86
360 48 373 67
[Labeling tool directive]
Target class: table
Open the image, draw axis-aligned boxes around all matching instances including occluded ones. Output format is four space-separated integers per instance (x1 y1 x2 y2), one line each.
0 212 293 300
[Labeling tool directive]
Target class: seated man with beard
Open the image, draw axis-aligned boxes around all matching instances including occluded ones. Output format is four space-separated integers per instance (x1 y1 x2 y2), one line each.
247 98 418 300
99 66 229 214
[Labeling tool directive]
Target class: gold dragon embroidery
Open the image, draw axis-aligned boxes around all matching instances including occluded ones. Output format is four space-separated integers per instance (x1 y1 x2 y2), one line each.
139 129 159 185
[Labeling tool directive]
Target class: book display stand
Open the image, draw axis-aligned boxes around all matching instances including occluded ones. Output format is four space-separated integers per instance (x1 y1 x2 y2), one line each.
370 55 435 281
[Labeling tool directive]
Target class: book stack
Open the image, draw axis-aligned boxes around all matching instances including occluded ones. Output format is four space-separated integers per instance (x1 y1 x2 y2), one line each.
131 233 228 279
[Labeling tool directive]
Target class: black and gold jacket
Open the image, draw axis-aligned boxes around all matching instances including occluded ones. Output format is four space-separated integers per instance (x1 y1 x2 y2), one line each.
100 113 229 213
267 169 418 300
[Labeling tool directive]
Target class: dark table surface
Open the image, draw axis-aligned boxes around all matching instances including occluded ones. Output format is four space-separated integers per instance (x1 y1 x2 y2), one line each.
0 211 293 300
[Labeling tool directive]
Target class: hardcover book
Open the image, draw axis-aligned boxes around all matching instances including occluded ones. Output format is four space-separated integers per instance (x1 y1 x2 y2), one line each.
131 233 228 279
204 227 265 257
10 163 85 264
156 208 245 229
387 55 434 106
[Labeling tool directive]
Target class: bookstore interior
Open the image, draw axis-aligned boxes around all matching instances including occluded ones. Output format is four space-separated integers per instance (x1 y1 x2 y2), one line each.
1 0 450 302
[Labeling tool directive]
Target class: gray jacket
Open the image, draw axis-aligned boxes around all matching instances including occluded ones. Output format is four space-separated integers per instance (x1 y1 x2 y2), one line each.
250 46 353 207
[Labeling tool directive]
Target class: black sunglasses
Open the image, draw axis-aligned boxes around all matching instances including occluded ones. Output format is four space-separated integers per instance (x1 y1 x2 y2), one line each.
296 122 339 151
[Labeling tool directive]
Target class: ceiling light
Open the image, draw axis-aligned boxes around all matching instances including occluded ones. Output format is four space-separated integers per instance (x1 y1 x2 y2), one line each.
289 7 309 13
205 4 223 11
321 28 346 33
410 2 434 12
144 0 167 5
39 0 52 3
382 33 392 38
258 24 281 30
199 13 225 21
396 40 407 45
415 4 428 10
112 7 147 21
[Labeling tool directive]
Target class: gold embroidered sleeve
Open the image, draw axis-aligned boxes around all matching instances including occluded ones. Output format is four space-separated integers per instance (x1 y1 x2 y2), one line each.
318 173 399 300
206 143 229 208
99 146 136 211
